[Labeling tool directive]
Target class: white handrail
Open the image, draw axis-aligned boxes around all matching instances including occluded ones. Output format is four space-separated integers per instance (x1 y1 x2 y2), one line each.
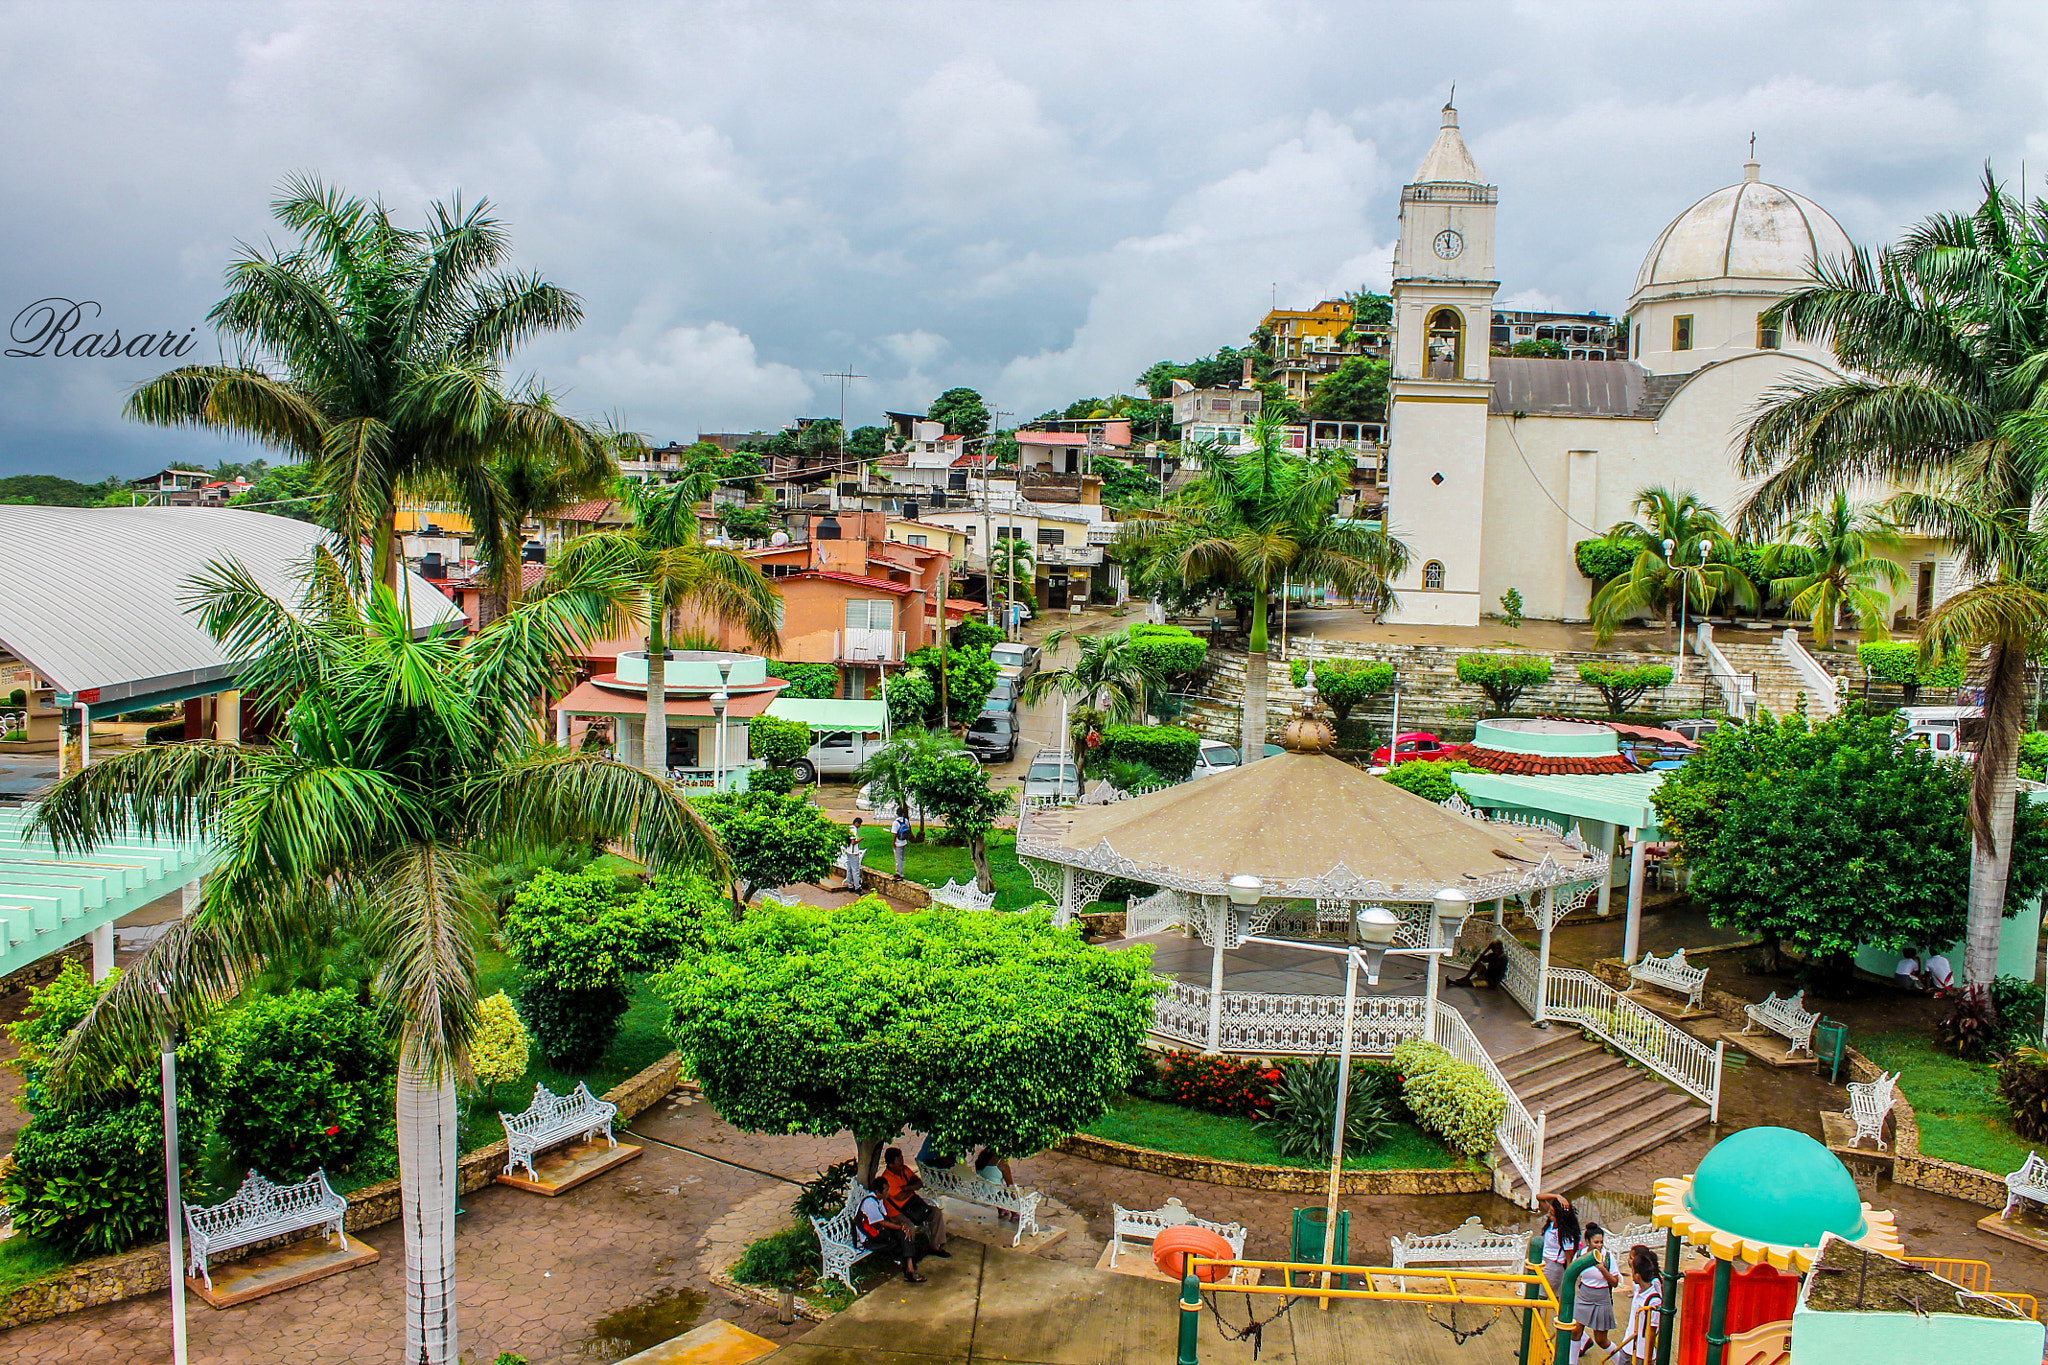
1430 1001 1545 1203
1487 922 1544 1019
1775 628 1843 716
1695 622 1756 718
1543 967 1724 1122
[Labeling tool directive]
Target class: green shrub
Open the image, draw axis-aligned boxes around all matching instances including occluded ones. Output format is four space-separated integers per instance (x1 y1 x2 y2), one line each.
951 616 1001 652
1995 975 2047 1055
1999 1047 2048 1141
1127 624 1208 678
1455 653 1553 715
1100 724 1201 782
1577 662 1675 717
732 1223 822 1289
768 661 838 700
1381 758 1478 804
1858 641 1965 688
748 715 813 777
516 983 633 1071
8 959 114 1105
113 704 175 722
5 687 24 706
1288 658 1394 722
2021 732 2048 783
473 837 600 912
211 988 396 1177
144 721 187 744
1 1100 200 1256
1254 1055 1395 1160
1574 538 1636 584
1392 1038 1506 1159
792 1159 861 1222
470 991 531 1100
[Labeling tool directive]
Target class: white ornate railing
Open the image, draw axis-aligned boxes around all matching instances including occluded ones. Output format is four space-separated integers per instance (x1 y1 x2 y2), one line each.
1430 1001 1544 1203
1125 887 1188 937
1543 967 1724 1122
1775 627 1843 716
1147 976 1429 1056
1696 622 1756 718
1488 922 1543 1018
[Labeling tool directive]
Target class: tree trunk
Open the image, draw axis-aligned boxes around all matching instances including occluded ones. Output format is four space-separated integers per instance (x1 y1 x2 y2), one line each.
643 610 669 774
374 505 402 596
1965 641 2026 986
397 1058 459 1365
855 1137 885 1189
970 832 993 894
1242 591 1269 760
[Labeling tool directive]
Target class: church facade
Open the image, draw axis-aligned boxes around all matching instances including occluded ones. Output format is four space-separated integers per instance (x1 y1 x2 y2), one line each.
1380 104 1938 626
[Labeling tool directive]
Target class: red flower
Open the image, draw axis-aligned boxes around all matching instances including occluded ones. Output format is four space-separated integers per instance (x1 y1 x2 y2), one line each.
325 1125 340 1136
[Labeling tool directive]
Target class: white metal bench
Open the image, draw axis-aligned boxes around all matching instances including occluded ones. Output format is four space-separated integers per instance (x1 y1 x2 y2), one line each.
928 878 997 912
810 1179 873 1290
183 1169 348 1290
921 1164 1044 1246
1111 1197 1246 1269
1388 1217 1525 1289
1603 1221 1663 1261
2004 1151 2048 1220
1742 991 1818 1056
499 1081 619 1182
1845 1071 1900 1149
1628 949 1707 1011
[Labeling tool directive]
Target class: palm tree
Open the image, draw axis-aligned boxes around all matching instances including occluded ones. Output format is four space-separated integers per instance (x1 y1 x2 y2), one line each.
29 552 724 1365
854 726 964 840
1588 486 1759 645
1021 629 1166 759
548 477 782 773
469 419 629 623
988 536 1035 631
126 176 624 591
1117 414 1409 757
1738 173 2048 986
1760 493 1908 647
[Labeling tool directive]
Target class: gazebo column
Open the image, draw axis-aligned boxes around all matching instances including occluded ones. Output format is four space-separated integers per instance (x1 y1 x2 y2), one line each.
555 704 570 746
1534 886 1555 1023
1592 821 1617 916
1492 897 1505 927
90 922 114 981
1206 899 1227 1053
1624 833 1648 963
1058 866 1075 929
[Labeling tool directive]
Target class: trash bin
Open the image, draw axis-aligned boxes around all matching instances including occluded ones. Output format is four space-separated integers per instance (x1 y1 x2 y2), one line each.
1815 1019 1849 1084
1289 1207 1351 1288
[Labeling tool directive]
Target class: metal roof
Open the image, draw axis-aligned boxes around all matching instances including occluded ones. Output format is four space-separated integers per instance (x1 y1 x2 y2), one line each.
1488 359 1648 417
0 505 464 706
764 697 888 733
1451 769 1671 837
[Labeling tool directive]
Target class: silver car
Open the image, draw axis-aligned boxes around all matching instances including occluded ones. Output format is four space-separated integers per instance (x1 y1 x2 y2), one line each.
1022 754 1081 802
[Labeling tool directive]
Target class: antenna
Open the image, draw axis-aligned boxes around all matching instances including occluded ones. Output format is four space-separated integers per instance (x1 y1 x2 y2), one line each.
823 366 865 468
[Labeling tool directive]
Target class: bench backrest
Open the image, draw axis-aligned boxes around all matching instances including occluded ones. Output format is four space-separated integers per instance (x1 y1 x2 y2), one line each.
188 1169 334 1235
1113 1197 1246 1255
506 1080 601 1131
1758 991 1814 1025
811 1180 867 1243
1633 949 1703 982
1390 1216 1523 1269
930 879 996 912
2012 1151 2048 1184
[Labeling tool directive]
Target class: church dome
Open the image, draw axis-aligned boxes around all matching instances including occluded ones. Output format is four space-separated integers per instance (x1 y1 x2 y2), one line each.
1634 161 1852 294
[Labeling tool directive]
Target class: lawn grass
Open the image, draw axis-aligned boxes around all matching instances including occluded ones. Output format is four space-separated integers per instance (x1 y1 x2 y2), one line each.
855 827 1052 912
1082 1093 1469 1171
0 1235 75 1295
1856 1031 2034 1174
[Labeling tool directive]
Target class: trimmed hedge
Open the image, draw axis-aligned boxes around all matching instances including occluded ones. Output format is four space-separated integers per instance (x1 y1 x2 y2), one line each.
1858 641 1965 688
1288 658 1393 722
1574 538 1636 584
1127 623 1208 677
1577 662 1674 716
1101 724 1201 782
1392 1038 1506 1159
144 721 187 744
1455 652 1553 715
1381 759 1478 803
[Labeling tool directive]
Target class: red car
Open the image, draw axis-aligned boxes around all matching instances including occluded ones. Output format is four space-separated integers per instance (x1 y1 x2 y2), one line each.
1372 731 1449 765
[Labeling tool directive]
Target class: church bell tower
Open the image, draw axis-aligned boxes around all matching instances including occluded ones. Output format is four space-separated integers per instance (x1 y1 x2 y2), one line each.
1383 101 1499 627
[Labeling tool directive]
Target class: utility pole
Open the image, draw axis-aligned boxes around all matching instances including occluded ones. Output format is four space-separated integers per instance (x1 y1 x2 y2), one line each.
981 408 1012 630
824 366 865 490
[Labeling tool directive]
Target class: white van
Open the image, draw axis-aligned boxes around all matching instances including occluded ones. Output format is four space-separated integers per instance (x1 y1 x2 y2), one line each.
790 730 886 783
1900 705 1982 761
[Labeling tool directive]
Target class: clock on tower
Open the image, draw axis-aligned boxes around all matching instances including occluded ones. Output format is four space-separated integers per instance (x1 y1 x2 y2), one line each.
1433 229 1464 260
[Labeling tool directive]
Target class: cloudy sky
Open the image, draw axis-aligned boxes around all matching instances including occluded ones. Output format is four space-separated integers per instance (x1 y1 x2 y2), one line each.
2 0 2044 480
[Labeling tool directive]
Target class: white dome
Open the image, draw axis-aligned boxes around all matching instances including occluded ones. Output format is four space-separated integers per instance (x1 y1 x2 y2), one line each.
1634 162 1852 295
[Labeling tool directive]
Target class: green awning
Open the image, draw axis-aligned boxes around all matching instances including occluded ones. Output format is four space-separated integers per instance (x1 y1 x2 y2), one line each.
764 698 888 734
1451 769 1670 837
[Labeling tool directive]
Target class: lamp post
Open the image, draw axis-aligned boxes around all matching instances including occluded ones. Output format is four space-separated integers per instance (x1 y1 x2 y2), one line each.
1208 875 1264 1053
1424 889 1472 1014
1663 537 1712 675
157 980 188 1365
712 661 734 791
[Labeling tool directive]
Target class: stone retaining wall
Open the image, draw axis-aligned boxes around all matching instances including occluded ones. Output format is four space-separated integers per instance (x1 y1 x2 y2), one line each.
1054 1132 1488 1196
0 1052 686 1330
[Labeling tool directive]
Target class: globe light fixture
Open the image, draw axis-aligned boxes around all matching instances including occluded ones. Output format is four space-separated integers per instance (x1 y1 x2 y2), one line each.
1433 888 1472 946
1227 874 1264 907
1356 904 1401 984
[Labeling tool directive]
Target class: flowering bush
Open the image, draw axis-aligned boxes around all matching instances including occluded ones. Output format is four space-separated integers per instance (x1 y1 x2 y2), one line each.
211 988 395 1177
1153 1050 1282 1117
470 991 530 1099
1392 1038 1504 1158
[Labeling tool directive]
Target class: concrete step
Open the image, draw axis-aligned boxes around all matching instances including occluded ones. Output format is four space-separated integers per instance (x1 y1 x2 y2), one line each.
1540 1079 1691 1147
1519 1057 1646 1115
1497 1037 1599 1083
1532 1101 1709 1198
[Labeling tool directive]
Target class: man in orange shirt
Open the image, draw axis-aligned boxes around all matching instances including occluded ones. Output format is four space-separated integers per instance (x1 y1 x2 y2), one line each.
879 1147 950 1257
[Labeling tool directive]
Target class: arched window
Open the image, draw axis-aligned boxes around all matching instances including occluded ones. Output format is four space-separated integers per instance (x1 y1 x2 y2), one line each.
1426 308 1464 379
1422 560 1445 590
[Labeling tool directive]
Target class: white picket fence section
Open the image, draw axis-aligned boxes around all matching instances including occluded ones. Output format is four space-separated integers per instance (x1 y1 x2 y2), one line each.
1429 1001 1545 1201
1544 968 1725 1122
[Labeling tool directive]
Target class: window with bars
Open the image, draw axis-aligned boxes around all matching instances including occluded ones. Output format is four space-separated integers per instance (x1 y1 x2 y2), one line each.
1422 560 1445 590
844 599 894 631
1673 315 1694 351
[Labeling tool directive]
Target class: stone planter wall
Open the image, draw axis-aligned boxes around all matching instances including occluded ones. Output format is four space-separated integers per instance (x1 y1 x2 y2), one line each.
1054 1131 1489 1196
0 1052 686 1330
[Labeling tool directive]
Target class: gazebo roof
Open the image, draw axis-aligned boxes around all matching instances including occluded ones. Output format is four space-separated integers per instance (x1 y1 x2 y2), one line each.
1017 750 1607 902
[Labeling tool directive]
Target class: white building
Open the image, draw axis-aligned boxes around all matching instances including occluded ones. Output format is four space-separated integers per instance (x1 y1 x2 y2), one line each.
1381 103 1938 625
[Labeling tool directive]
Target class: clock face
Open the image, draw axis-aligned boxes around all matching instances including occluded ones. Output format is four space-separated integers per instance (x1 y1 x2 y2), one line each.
1433 229 1464 260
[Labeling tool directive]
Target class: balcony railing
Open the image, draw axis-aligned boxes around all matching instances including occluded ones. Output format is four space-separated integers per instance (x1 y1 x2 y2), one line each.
773 629 906 665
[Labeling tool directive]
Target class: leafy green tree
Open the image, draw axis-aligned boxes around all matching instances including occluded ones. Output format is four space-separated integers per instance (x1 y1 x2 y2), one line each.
1342 290 1393 327
28 549 724 1365
0 473 129 506
1022 628 1165 731
696 789 842 910
1574 538 1636 585
717 503 776 541
1738 175 2048 986
1137 347 1270 399
1287 658 1392 724
1758 493 1907 647
209 987 395 1176
1455 652 1553 716
1306 356 1390 423
1498 588 1524 629
1588 487 1758 643
847 425 890 458
474 432 622 619
854 727 965 839
657 900 1158 1180
1096 458 1163 510
1576 662 1675 717
768 661 837 700
951 615 1001 652
1128 623 1209 686
745 715 813 794
127 176 621 592
904 642 1000 725
1118 414 1409 756
1856 642 1965 693
883 666 937 730
1653 708 2048 978
1381 759 1478 803
228 461 324 524
910 752 1014 891
1257 380 1305 425
1506 339 1565 358
988 537 1035 625
549 478 782 772
927 388 991 440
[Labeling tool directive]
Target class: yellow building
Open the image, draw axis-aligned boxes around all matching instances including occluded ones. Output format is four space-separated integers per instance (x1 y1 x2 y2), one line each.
1259 299 1353 346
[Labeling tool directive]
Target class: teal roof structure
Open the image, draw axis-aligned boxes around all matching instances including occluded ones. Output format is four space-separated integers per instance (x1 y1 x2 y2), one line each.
1451 769 1670 836
1687 1126 1867 1248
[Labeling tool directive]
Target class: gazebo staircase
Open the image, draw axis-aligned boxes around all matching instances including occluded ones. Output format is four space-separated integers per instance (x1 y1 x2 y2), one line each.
1497 1033 1710 1198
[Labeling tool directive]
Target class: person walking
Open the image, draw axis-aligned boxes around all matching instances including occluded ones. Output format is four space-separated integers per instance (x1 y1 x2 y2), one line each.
892 811 912 878
842 819 865 893
1618 1245 1662 1364
1569 1223 1620 1363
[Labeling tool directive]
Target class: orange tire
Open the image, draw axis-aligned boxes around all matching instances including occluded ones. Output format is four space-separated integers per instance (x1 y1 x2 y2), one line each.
1152 1225 1234 1283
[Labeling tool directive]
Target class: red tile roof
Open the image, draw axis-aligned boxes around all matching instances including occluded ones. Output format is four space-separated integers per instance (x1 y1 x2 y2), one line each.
1441 744 1640 776
552 498 620 523
789 570 916 595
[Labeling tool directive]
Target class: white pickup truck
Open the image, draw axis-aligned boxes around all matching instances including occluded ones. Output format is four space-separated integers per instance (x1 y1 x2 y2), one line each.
1900 705 1982 762
788 730 886 784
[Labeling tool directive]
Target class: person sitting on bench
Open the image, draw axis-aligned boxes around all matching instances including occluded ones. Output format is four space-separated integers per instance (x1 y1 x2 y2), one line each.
1447 940 1506 990
857 1182 926 1284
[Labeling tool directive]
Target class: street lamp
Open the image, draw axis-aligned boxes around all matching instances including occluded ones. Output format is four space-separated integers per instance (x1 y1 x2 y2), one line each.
1425 889 1472 1012
1663 537 1712 674
712 661 734 791
1227 874 1265 907
1355 903 1400 984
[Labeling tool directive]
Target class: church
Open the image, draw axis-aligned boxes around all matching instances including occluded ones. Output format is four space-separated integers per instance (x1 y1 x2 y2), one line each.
1380 104 1937 626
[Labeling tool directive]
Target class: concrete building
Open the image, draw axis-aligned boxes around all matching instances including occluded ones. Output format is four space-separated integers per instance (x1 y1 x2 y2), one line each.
1489 309 1620 360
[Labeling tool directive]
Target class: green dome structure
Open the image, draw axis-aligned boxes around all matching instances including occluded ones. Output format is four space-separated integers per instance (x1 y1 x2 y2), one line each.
1685 1126 1866 1248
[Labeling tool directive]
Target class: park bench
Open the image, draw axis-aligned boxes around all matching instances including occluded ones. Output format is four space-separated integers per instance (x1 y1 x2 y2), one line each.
2004 1152 2048 1221
1844 1071 1900 1149
920 1164 1045 1246
1110 1197 1246 1269
928 878 997 912
810 1179 873 1290
499 1081 619 1183
1388 1217 1524 1289
183 1169 348 1290
1742 991 1818 1056
1603 1222 1663 1261
1628 948 1708 1012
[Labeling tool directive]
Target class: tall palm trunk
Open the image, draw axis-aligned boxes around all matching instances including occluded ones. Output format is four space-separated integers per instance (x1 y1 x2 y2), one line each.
375 505 402 594
1966 641 2027 985
1242 589 1269 760
644 606 669 773
397 1059 459 1365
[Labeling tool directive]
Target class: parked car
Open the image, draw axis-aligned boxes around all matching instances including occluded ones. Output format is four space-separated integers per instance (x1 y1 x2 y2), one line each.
1901 704 1982 761
981 675 1019 714
964 712 1017 762
1022 754 1081 802
990 641 1041 681
1663 718 1722 745
788 729 885 784
1188 739 1242 779
1370 731 1451 765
